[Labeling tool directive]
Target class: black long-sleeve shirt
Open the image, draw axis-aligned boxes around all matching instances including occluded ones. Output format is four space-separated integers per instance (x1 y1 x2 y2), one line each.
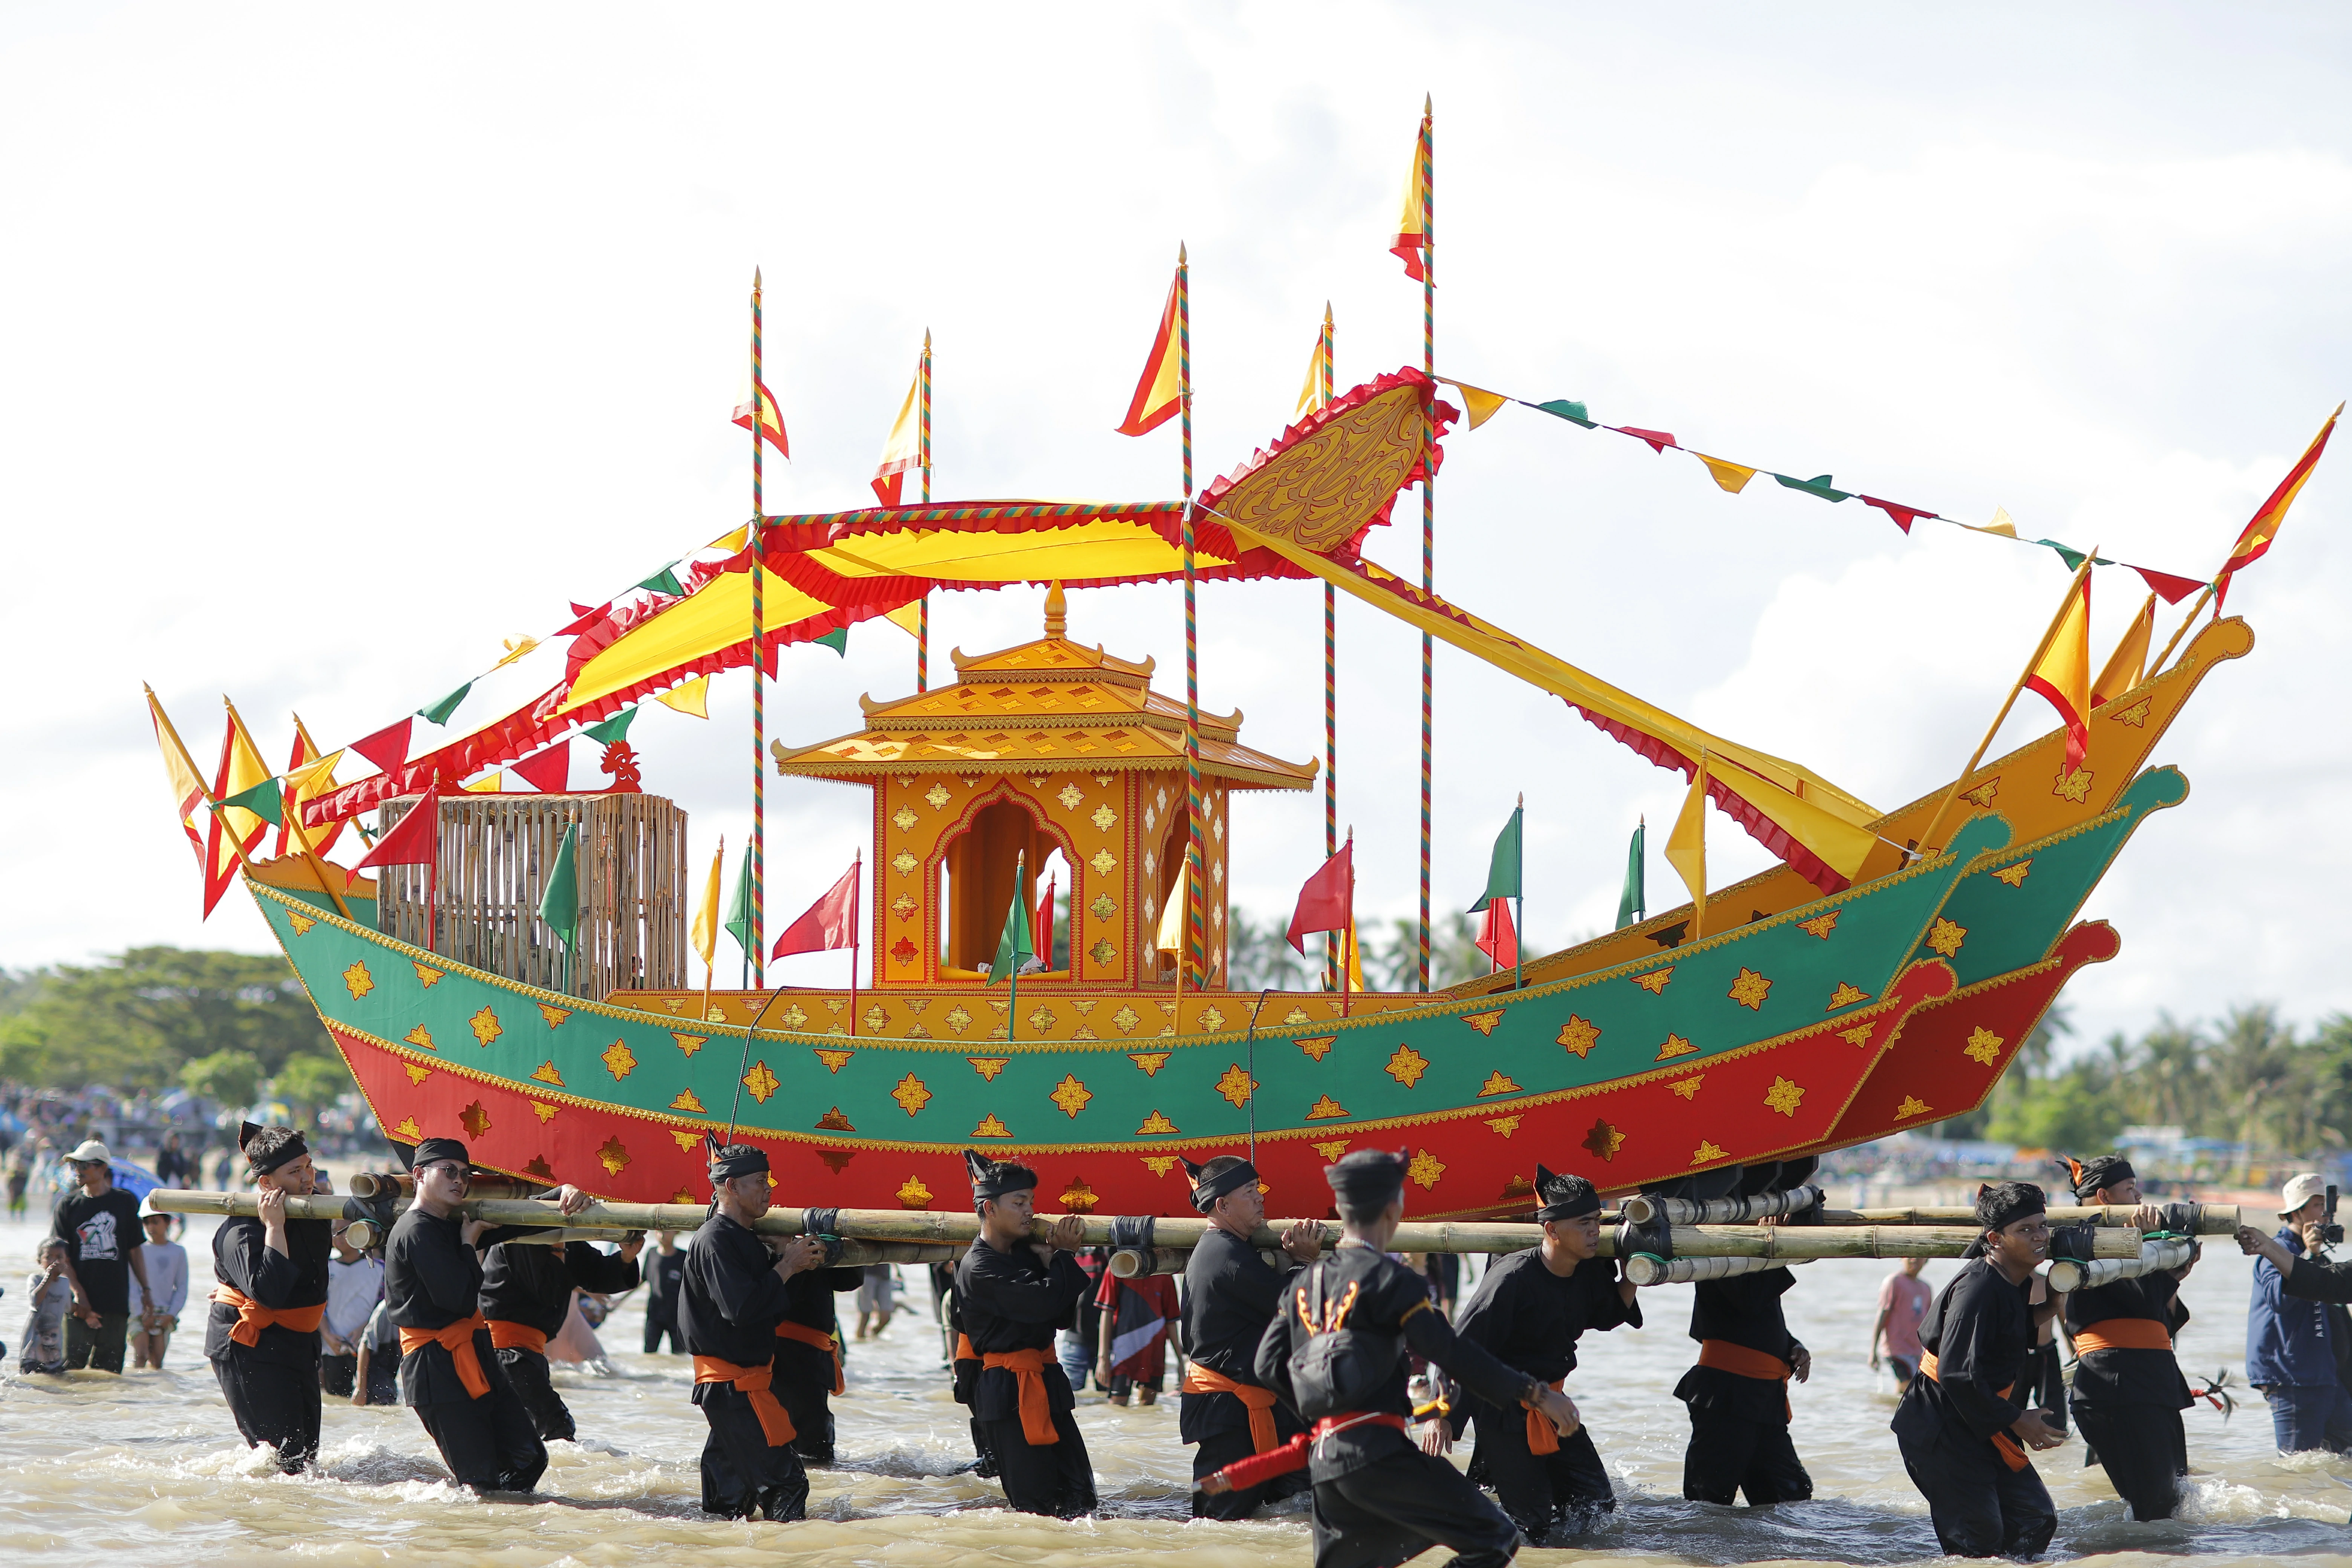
479 1229 642 1339
1179 1227 1310 1445
2064 1267 2190 1410
384 1205 492 1406
954 1238 1090 1426
1674 1266 1804 1424
1256 1243 1541 1480
2283 1253 2352 1305
204 1213 334 1367
643 1246 687 1322
1891 1258 2037 1448
678 1213 792 1370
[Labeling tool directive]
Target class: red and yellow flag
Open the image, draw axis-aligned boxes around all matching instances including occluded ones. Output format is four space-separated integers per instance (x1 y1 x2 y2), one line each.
2215 404 2339 607
203 700 274 917
1390 102 1432 281
2023 572 2093 771
1296 309 1332 416
732 378 790 458
278 715 346 860
1664 753 1709 940
145 686 211 879
1117 263 1185 437
871 346 923 506
2091 593 2154 709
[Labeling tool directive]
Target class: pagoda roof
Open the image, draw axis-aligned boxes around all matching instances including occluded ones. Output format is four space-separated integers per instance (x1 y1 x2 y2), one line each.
772 626 1315 789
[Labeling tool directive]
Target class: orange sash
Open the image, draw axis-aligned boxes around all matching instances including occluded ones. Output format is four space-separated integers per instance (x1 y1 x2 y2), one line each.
1918 1351 2029 1472
982 1347 1061 1446
694 1355 796 1446
775 1319 845 1395
487 1320 548 1355
1698 1338 1795 1421
399 1312 492 1398
1182 1364 1282 1454
210 1286 325 1349
1525 1378 1567 1455
2072 1318 2171 1355
955 1332 977 1364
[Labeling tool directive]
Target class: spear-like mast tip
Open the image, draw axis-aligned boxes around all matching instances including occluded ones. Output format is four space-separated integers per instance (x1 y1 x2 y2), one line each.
1424 91 1433 113
1178 240 1187 263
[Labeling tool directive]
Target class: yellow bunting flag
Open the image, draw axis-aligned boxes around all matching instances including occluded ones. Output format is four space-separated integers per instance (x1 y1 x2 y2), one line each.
708 524 749 554
461 772 503 794
692 835 725 969
871 350 924 505
203 700 274 917
144 686 212 879
2023 570 2093 770
1340 920 1366 993
2216 403 2340 607
1297 311 1332 416
283 719 347 859
1970 506 2020 539
882 601 926 640
2092 592 2154 708
1664 753 1709 940
655 677 709 719
1437 378 1508 430
1117 259 1185 437
495 636 540 669
1693 453 1759 494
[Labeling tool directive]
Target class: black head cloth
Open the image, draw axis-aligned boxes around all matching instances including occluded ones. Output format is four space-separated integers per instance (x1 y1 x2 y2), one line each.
965 1149 1038 1203
1181 1154 1259 1213
239 1121 310 1176
709 1143 771 1181
1325 1148 1408 1211
1533 1164 1601 1222
2057 1154 2133 1202
1976 1181 2047 1233
412 1136 470 1170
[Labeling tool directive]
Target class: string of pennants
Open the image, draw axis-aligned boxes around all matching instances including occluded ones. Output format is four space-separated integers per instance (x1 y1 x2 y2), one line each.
1438 378 2210 605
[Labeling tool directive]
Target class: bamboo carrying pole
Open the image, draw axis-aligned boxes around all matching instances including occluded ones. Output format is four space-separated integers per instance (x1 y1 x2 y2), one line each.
1623 1254 1798 1287
1810 1203 2240 1234
346 1173 540 1201
2043 1236 2198 1294
1622 1185 1825 1227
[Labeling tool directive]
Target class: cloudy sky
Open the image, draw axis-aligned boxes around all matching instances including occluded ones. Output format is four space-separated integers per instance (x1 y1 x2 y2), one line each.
5 4 2347 1057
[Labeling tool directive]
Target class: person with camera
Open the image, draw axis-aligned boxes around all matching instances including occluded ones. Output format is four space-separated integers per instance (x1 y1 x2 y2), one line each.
2236 1173 2352 1453
1889 1182 2066 1559
2055 1154 2197 1518
1231 1148 1580 1568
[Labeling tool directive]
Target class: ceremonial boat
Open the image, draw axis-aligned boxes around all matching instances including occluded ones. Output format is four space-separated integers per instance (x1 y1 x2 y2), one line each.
185 366 2261 1220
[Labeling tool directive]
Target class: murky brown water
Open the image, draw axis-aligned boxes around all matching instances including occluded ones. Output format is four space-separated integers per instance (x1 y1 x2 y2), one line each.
3 1211 2347 1566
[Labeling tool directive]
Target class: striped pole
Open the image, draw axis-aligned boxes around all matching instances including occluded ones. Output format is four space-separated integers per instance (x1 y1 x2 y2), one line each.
750 268 766 985
1177 244 1207 1002
1416 98 1436 992
1320 302 1340 992
917 327 933 691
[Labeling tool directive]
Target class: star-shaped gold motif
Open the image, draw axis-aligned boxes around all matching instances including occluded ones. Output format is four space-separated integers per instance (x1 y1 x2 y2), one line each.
1798 910 1841 939
404 1062 432 1086
1728 968 1773 1010
1827 982 1871 1009
1136 1110 1180 1135
343 960 374 1000
405 1025 436 1051
1110 1004 1140 1035
1487 1116 1522 1138
601 1039 637 1080
285 911 316 936
1385 1044 1430 1087
1926 918 1967 958
1671 1075 1704 1099
1407 1149 1446 1190
1027 1006 1057 1034
1583 1118 1626 1162
537 1004 570 1029
944 1006 973 1034
925 783 952 809
1089 849 1118 876
1476 1070 1521 1098
2052 766 2094 802
1142 1156 1182 1176
1214 1063 1258 1108
1090 803 1117 830
412 962 443 988
1049 1073 1093 1117
1993 861 2032 887
1655 1034 1698 1061
1297 1035 1338 1061
890 850 919 876
892 805 919 832
469 1006 503 1047
1632 967 1674 995
532 1061 564 1087
668 1129 702 1150
2110 697 2150 728
891 1072 932 1114
1963 1026 2004 1066
459 1099 492 1139
812 1047 854 1073
1557 1016 1600 1058
1197 1006 1227 1032
1305 1095 1348 1121
532 1102 558 1123
1462 1008 1506 1037
672 1033 706 1057
1312 1140 1350 1161
742 1061 780 1103
896 1176 933 1207
967 1057 1009 1081
1059 1178 1100 1212
1088 939 1118 968
392 1116 421 1142
816 1107 855 1131
1763 1076 1805 1116
669 1089 705 1113
1692 1139 1727 1164
862 1005 887 1032
1896 1094 1931 1119
776 1003 808 1030
1958 778 2000 808
1839 1023 1877 1047
972 1113 1012 1138
596 1135 631 1176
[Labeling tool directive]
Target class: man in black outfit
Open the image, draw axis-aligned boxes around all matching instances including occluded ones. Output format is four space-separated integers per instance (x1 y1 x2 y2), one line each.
1178 1153 1323 1518
479 1205 643 1441
771 1240 864 1466
1674 1258 1813 1507
2058 1153 2197 1520
2240 1206 2352 1300
49 1139 155 1374
205 1124 334 1472
1449 1165 1641 1540
1234 1149 1580 1568
953 1148 1096 1518
1890 1181 2066 1557
680 1143 828 1522
386 1136 579 1494
642 1231 686 1354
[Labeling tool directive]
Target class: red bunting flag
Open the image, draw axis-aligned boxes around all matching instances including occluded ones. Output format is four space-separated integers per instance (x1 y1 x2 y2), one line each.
2214 406 2339 608
1612 426 1678 454
1860 496 1935 535
1035 873 1057 968
512 741 571 795
772 860 859 958
2130 566 2205 605
556 602 612 636
355 790 441 870
1474 897 1518 972
1286 836 1355 956
351 718 412 778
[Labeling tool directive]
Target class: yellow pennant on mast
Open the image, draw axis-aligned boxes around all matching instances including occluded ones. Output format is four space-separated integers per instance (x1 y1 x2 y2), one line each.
144 686 211 876
692 835 725 968
2092 593 2155 708
871 349 924 505
1297 306 1332 416
1664 752 1709 939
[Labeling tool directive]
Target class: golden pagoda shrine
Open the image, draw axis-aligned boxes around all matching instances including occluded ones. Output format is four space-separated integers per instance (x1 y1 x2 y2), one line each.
770 585 1315 998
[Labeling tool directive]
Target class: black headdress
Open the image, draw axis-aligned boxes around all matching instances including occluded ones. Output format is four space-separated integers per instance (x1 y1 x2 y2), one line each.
1533 1164 1601 1222
965 1149 1039 1205
411 1136 470 1170
1180 1154 1259 1213
1324 1148 1408 1212
2056 1154 2133 1202
238 1121 310 1176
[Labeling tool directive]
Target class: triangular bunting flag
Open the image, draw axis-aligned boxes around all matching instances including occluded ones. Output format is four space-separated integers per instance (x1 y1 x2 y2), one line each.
584 706 639 745
1116 263 1185 437
637 563 684 597
1773 472 1851 502
1694 454 1758 494
1436 379 1508 429
1860 496 1933 534
1531 398 1594 428
354 791 440 870
417 682 472 725
513 742 571 795
1614 426 1678 454
2130 566 2205 605
815 627 849 657
351 718 412 778
657 677 710 718
216 776 285 828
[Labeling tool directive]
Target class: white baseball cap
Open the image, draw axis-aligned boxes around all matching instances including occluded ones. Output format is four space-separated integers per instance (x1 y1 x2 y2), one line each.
66 1139 112 1165
2279 1173 2329 1217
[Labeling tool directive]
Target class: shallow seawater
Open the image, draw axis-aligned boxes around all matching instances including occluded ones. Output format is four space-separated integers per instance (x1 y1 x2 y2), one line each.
2 1210 2347 1566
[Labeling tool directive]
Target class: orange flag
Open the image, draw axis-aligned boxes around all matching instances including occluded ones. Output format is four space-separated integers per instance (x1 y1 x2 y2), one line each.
2023 572 2093 770
2091 593 2154 709
2215 404 2340 607
1117 261 1185 437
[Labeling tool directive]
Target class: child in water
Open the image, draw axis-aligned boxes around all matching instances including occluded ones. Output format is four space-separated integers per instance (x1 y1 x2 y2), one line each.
21 1239 73 1374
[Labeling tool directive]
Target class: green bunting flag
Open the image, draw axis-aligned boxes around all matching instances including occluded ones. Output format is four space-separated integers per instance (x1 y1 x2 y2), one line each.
638 563 685 597
539 822 580 947
722 841 755 960
1470 804 1522 913
988 855 1034 985
217 777 285 828
417 682 472 725
584 706 639 745
1531 398 1594 428
1772 473 1850 503
1615 819 1646 929
815 626 849 657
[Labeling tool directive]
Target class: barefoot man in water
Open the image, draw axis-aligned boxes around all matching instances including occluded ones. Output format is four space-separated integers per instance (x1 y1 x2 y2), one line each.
204 1124 333 1471
1890 1181 2066 1558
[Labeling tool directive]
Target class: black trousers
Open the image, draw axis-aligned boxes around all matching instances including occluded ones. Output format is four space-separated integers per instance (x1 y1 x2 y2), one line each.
1682 1406 1813 1506
213 1349 323 1472
65 1312 128 1373
1467 1408 1614 1542
2073 1400 2186 1521
319 1352 358 1398
1895 1418 2055 1558
496 1346 576 1442
644 1311 681 1355
776 1341 839 1464
1191 1426 1313 1519
697 1383 810 1521
1311 1449 1522 1568
979 1410 1096 1518
413 1386 549 1493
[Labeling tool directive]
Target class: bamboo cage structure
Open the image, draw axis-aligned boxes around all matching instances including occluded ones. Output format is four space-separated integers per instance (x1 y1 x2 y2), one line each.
373 794 688 997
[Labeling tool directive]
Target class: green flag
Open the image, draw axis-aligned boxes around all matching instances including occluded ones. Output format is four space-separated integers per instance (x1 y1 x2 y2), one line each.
814 626 849 657
1615 820 1646 929
216 777 285 828
1470 804 1522 913
987 856 1034 984
417 681 473 725
540 823 580 946
638 562 684 596
722 841 755 959
584 705 639 745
